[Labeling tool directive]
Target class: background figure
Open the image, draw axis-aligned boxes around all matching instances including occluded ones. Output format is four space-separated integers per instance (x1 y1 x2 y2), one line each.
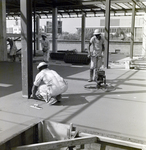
31 62 68 105
7 38 17 62
41 33 50 62
88 29 105 82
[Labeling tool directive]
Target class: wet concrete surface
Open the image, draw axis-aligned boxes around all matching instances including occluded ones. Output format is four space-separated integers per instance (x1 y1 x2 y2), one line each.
0 58 146 145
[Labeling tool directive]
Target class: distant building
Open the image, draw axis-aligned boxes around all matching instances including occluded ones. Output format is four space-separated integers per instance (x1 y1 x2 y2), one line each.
77 16 143 41
7 25 21 34
7 19 21 34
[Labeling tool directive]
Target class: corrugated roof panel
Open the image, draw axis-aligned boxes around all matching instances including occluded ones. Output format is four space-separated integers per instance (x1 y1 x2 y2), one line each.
117 3 130 9
123 2 133 9
5 0 146 18
111 3 123 9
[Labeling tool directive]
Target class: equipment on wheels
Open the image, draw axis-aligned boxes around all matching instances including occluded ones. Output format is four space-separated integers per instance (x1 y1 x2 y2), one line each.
95 69 106 89
94 56 106 89
84 56 115 92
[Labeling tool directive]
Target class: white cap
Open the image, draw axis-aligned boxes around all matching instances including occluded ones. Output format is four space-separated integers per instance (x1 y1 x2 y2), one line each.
93 29 101 35
37 62 48 70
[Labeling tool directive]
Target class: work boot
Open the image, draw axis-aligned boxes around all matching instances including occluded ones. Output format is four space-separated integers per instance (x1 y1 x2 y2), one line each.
48 97 57 105
56 94 62 102
88 69 93 82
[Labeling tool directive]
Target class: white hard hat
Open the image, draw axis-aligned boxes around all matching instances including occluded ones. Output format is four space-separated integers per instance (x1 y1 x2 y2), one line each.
37 62 48 70
93 29 101 35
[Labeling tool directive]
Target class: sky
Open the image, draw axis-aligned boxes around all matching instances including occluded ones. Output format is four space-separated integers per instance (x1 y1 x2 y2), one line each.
40 17 101 33
6 16 138 34
7 17 102 34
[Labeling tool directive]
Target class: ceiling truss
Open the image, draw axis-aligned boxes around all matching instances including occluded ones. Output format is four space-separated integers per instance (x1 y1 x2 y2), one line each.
6 0 146 19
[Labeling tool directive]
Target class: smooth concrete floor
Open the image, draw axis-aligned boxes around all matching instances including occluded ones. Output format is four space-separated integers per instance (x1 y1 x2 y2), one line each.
0 59 146 145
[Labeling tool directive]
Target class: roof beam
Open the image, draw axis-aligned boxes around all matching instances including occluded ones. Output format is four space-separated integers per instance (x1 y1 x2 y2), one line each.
132 0 146 12
6 0 146 19
111 0 146 3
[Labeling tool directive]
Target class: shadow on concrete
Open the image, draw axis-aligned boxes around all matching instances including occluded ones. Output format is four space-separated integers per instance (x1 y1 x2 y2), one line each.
56 94 89 106
45 69 146 125
1 60 146 144
0 62 89 98
0 62 22 97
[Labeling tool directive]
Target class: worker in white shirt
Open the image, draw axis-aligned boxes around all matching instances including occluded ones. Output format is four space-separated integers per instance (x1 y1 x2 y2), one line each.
31 62 68 105
41 33 50 62
88 29 105 82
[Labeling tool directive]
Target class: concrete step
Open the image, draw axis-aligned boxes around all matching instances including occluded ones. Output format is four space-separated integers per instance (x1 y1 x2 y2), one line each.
134 67 146 70
132 63 146 66
133 61 146 64
130 59 146 69
131 58 146 70
130 64 146 70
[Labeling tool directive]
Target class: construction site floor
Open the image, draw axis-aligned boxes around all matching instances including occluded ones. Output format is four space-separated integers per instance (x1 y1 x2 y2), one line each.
0 56 146 145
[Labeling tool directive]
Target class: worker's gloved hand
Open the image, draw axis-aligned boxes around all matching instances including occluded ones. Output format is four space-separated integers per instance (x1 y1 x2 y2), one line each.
30 94 37 99
42 48 45 52
87 52 91 58
30 94 34 99
36 94 43 100
42 48 47 52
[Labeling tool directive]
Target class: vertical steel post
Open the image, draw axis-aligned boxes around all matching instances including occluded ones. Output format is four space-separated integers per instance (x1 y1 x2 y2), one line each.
36 15 40 51
130 2 136 59
142 13 146 57
52 7 58 53
33 0 36 56
81 13 85 53
0 0 7 61
20 0 33 98
104 0 111 68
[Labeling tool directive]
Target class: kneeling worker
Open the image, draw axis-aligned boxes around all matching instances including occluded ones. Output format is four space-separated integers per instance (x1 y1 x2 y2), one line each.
31 62 68 105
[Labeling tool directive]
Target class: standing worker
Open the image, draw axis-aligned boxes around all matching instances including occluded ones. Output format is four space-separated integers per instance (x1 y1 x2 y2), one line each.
41 33 50 62
88 29 105 82
7 38 17 62
31 62 68 105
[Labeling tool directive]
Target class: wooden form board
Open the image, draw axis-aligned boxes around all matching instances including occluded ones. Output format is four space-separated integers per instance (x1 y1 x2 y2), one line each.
8 121 146 150
12 135 97 150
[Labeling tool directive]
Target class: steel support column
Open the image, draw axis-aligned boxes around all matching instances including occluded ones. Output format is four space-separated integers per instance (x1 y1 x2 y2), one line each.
142 13 146 57
52 7 58 53
104 0 111 68
33 0 36 56
81 13 85 52
36 15 40 51
20 0 33 98
0 0 7 61
130 2 136 59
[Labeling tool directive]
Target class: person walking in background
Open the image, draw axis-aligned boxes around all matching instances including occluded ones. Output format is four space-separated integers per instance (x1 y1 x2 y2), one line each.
88 29 105 82
41 33 50 62
31 62 68 105
7 38 17 62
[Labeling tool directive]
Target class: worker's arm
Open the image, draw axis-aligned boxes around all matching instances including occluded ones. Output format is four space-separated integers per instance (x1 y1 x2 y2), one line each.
88 42 92 57
102 36 105 52
9 40 13 49
102 43 105 52
31 85 38 98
